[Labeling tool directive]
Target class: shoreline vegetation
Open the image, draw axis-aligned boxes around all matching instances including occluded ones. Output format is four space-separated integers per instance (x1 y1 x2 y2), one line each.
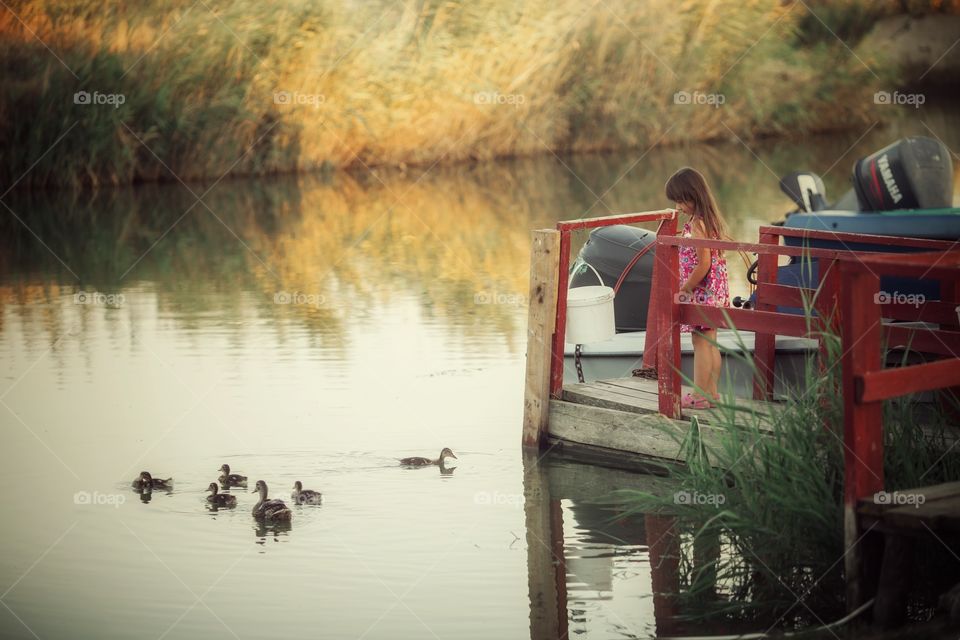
0 0 956 190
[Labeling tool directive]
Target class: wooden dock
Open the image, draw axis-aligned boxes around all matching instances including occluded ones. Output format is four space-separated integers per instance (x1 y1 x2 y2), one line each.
522 209 960 624
857 481 960 629
548 376 775 468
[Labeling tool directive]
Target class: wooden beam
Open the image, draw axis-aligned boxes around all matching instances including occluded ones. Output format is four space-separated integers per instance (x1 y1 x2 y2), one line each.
655 241 681 417
860 358 960 403
753 230 778 400
523 230 561 448
677 304 812 338
839 263 885 612
556 209 675 232
884 325 960 357
549 229 571 399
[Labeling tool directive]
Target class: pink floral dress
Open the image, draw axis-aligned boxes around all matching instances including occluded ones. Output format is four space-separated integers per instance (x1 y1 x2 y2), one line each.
678 220 730 333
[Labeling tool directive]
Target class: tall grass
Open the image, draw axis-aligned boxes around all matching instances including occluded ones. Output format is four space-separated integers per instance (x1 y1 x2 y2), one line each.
620 320 960 628
0 0 918 189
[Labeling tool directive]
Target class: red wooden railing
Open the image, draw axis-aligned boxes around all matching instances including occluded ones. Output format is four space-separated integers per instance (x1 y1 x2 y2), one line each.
547 209 960 612
751 226 956 400
549 210 677 398
548 212 957 411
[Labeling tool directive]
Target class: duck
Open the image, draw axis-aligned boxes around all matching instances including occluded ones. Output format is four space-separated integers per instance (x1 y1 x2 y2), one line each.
133 471 172 490
251 480 292 521
399 447 458 466
291 481 323 505
206 483 237 507
218 464 247 486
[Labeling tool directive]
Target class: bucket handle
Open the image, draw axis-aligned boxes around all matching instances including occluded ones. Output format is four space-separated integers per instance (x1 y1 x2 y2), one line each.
569 260 607 289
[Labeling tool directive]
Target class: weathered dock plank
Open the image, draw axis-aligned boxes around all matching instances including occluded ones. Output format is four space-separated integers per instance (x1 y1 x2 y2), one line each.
561 376 776 430
547 399 765 467
859 481 960 534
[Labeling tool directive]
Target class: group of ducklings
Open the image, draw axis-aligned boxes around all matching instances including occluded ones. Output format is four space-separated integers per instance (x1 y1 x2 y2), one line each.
131 448 457 522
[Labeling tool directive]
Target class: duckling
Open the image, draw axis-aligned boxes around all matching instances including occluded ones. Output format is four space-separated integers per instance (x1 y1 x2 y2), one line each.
251 480 292 521
133 471 172 490
218 464 247 486
399 447 458 466
291 481 323 505
206 483 237 507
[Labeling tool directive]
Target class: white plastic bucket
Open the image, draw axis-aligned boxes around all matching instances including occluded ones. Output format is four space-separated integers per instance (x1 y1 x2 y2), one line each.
565 262 616 344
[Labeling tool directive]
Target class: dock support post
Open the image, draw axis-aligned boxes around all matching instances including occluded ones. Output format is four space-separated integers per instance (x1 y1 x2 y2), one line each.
753 230 778 400
523 229 561 448
839 263 885 612
642 216 678 372
655 238 681 417
549 229 572 400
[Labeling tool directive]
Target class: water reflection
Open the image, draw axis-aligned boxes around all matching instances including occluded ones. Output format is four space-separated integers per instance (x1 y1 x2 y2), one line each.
254 519 293 546
3 104 957 356
524 451 769 638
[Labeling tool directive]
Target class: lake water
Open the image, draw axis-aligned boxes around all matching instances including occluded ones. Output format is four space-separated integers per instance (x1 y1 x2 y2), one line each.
2 106 959 639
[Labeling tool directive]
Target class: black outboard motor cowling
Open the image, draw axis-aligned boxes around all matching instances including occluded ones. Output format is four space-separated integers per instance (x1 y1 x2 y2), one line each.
570 225 655 331
852 136 953 211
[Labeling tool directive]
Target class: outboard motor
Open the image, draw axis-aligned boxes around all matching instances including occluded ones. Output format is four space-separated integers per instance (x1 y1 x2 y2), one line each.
780 171 828 213
570 225 655 331
853 136 953 211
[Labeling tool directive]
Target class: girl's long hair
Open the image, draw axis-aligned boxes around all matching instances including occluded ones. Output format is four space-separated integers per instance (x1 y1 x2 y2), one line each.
664 167 730 241
665 167 752 285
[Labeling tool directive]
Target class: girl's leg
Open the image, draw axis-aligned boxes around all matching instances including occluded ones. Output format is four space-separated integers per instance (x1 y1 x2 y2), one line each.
691 332 712 399
701 329 721 399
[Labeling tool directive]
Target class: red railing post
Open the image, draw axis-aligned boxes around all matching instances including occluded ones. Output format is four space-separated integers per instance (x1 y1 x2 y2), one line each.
656 235 681 417
549 228 572 399
642 216 678 371
752 230 778 400
839 259 884 611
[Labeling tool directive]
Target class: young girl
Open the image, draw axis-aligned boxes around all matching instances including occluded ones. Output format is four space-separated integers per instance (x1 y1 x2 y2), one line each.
665 167 730 409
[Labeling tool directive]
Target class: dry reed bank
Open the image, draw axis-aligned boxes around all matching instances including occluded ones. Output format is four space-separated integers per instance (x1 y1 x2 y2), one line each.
0 0 954 188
